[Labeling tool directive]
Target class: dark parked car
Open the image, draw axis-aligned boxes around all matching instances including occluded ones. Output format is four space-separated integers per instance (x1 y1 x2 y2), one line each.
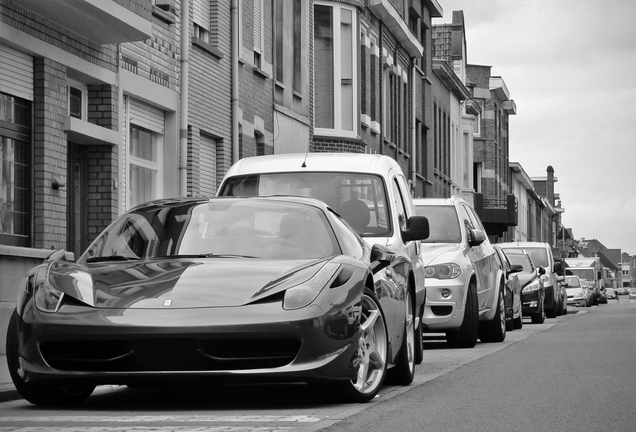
503 249 546 324
7 196 419 405
494 245 523 330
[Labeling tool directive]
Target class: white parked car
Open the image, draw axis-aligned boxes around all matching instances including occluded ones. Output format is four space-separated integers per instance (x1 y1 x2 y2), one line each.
217 152 430 382
413 197 507 348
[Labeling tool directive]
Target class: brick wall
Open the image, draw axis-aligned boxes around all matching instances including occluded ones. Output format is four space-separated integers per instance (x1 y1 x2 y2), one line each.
32 58 68 249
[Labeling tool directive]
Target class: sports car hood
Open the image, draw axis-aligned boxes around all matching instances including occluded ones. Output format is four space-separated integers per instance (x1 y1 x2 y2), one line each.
418 243 461 266
47 258 329 309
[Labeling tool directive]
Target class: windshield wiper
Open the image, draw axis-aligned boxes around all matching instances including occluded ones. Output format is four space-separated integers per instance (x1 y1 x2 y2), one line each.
86 255 141 263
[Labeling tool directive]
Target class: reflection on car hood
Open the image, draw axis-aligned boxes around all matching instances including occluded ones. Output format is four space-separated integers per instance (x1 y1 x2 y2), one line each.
419 243 461 266
47 258 328 309
517 273 539 288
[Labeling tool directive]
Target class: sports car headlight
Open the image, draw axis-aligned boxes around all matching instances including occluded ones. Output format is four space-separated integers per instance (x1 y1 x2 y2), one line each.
522 280 541 293
34 279 65 312
283 262 341 310
425 263 462 279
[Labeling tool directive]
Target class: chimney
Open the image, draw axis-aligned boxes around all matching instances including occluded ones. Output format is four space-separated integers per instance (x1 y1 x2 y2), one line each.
546 165 555 206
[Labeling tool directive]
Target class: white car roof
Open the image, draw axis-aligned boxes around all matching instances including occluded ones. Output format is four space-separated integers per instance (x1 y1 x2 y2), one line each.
224 153 402 178
498 241 550 249
412 196 465 207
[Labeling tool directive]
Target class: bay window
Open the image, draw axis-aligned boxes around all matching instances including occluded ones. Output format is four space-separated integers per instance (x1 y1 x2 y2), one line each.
314 2 358 136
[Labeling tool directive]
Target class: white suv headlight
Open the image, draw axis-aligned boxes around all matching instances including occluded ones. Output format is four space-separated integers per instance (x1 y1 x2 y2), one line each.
425 263 462 279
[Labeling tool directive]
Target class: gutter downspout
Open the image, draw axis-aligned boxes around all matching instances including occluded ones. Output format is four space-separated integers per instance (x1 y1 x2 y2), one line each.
410 58 416 195
179 0 190 196
231 0 239 163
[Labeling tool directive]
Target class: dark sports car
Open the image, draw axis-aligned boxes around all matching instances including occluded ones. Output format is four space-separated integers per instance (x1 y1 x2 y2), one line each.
7 196 421 405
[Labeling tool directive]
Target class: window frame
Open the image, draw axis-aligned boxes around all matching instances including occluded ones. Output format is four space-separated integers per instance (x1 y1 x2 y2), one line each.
0 92 32 247
127 124 164 209
313 1 359 138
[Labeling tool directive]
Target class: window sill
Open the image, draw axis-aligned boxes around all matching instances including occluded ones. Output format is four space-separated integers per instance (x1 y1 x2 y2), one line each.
152 6 176 24
193 37 224 60
252 66 270 80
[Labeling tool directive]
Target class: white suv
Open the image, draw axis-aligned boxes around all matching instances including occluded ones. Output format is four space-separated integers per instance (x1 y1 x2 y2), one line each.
413 197 507 348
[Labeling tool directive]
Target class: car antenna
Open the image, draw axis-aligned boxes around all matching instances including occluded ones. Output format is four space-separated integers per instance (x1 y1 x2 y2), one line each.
301 149 309 167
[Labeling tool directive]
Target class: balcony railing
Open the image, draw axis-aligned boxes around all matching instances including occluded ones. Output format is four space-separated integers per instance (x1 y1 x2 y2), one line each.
474 193 518 227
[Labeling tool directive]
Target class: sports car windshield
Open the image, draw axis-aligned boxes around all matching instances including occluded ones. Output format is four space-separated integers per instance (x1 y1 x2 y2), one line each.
80 200 340 262
220 172 390 237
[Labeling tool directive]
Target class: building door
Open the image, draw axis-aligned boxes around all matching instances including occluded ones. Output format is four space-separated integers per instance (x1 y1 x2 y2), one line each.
67 143 88 258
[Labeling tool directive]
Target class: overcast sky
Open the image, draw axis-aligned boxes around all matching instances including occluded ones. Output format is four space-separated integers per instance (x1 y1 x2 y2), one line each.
433 0 636 255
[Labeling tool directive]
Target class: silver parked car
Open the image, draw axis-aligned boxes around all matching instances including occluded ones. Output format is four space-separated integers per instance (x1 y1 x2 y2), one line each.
565 275 587 308
413 197 507 348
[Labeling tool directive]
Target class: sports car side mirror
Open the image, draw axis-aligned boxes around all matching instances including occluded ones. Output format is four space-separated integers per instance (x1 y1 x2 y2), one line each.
45 249 75 263
401 215 429 243
369 244 394 274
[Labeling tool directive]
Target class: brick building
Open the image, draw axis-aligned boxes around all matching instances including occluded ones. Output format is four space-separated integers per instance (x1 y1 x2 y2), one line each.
467 63 517 240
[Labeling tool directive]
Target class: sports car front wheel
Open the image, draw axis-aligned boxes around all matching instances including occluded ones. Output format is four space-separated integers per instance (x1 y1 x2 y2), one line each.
6 310 96 406
312 288 388 403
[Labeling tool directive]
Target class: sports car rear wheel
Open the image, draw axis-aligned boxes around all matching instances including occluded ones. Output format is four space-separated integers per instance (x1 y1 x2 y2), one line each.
6 310 95 406
313 288 388 403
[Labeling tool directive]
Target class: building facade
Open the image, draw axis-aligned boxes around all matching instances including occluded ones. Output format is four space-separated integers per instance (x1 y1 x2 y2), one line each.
467 64 517 241
430 10 476 205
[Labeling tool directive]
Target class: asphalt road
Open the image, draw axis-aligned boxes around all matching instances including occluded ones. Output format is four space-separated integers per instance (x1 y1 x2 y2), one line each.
1 299 634 431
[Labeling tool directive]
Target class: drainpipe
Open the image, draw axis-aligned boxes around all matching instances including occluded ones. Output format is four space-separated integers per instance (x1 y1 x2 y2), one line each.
410 58 416 195
231 0 239 163
179 0 190 196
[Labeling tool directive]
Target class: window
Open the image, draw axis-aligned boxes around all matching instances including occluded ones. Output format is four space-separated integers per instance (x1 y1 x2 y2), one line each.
314 2 357 136
0 92 31 246
253 0 264 68
193 0 210 43
69 87 83 119
129 125 162 208
274 0 307 113
67 79 87 120
360 25 379 131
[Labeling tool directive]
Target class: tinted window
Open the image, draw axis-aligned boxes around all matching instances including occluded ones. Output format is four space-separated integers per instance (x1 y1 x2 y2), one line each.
414 205 461 243
507 253 534 274
522 247 549 267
